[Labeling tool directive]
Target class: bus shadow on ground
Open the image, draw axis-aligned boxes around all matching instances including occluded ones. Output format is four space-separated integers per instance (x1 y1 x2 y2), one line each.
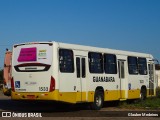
0 99 92 112
0 99 120 113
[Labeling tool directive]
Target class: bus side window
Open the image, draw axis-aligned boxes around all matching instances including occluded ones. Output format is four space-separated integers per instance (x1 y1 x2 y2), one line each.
138 58 147 75
88 52 103 73
59 49 74 73
104 54 117 74
128 56 138 74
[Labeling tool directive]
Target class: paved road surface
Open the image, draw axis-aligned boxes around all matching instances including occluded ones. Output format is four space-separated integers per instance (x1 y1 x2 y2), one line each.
0 91 159 120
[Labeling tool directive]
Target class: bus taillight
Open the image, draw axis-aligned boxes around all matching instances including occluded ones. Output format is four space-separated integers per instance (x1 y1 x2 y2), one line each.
49 76 55 92
11 77 15 92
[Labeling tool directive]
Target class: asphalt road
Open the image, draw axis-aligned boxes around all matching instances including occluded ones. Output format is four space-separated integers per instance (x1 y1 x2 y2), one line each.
0 91 160 120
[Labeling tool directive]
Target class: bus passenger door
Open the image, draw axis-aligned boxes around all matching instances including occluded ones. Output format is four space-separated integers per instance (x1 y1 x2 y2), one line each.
76 56 86 102
148 63 155 96
118 60 127 99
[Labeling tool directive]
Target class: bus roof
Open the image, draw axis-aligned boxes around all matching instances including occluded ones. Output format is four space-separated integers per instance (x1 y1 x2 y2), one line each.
13 41 153 58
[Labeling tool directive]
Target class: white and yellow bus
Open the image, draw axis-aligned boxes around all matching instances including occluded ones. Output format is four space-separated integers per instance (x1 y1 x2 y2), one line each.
11 41 156 110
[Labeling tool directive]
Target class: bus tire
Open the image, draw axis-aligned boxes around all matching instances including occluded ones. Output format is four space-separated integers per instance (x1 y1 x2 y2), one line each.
91 90 104 110
140 88 146 101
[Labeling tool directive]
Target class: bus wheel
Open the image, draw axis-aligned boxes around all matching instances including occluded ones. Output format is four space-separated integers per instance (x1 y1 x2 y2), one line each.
91 90 104 110
140 88 146 101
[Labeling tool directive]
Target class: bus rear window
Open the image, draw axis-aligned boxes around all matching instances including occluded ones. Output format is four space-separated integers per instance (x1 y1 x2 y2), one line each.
13 43 53 72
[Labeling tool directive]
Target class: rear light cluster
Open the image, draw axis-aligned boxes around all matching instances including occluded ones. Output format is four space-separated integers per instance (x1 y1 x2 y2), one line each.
11 77 15 92
49 76 55 92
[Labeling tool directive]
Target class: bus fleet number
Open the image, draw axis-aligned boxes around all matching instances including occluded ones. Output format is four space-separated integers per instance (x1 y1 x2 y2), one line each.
39 87 48 91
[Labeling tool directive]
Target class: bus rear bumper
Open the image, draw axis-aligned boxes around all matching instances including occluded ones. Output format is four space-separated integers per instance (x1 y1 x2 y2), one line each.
11 90 59 101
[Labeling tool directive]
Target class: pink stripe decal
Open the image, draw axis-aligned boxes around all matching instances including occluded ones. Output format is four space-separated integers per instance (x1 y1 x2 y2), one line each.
18 47 37 62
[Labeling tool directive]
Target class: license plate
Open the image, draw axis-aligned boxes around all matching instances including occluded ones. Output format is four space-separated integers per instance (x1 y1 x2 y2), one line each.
27 95 36 99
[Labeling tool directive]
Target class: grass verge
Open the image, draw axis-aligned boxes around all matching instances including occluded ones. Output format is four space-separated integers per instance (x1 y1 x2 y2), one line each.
119 97 160 109
119 87 160 109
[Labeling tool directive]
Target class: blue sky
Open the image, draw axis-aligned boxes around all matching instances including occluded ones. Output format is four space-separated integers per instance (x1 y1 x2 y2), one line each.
0 0 160 68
